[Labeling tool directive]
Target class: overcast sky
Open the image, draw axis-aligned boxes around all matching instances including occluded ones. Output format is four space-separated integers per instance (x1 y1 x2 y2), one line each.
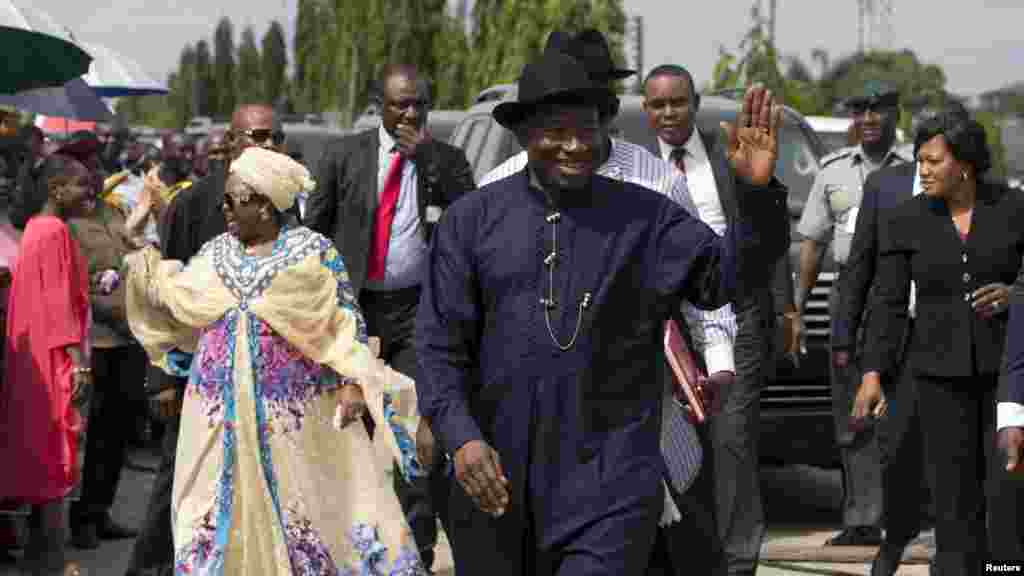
23 0 1024 98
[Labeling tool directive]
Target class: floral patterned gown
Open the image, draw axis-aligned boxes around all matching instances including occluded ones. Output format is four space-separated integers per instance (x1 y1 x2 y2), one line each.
125 226 426 576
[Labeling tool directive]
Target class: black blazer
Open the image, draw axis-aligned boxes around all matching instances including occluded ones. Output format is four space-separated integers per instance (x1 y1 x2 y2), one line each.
863 182 1024 379
304 128 476 294
835 162 916 353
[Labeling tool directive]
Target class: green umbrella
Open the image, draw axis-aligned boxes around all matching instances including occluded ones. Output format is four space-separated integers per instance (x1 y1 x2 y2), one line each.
0 26 92 94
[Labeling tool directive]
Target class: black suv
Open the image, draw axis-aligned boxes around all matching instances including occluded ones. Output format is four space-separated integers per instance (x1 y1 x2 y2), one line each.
450 86 840 467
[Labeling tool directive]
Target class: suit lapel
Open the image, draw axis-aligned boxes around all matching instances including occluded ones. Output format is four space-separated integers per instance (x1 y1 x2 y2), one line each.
699 129 738 225
416 141 435 227
364 130 380 223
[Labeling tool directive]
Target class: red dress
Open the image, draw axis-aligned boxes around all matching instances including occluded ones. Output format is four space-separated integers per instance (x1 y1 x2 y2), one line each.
0 216 89 504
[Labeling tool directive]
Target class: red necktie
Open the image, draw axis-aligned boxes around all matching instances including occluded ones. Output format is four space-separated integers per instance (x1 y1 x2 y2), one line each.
367 152 405 281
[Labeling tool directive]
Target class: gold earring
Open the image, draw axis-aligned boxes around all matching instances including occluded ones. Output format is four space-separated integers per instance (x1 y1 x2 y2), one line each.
962 171 968 182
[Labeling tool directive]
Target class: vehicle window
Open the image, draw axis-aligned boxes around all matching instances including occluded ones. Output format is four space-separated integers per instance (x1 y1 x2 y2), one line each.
462 119 491 171
494 127 522 169
777 122 820 215
817 131 850 153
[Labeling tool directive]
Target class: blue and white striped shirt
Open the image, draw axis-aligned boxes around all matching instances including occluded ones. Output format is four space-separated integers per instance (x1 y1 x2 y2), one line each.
480 138 738 374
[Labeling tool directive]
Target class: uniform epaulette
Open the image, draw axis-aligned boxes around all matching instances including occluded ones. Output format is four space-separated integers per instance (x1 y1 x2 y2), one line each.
820 147 855 168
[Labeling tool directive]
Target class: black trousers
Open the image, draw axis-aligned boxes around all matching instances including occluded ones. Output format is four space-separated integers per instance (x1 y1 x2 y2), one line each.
915 371 1024 574
829 285 884 529
877 360 930 546
127 409 180 575
706 301 768 575
359 286 451 570
70 345 147 525
658 426 729 576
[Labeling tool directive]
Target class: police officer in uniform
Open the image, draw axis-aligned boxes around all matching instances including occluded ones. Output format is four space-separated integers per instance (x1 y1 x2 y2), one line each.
793 81 912 546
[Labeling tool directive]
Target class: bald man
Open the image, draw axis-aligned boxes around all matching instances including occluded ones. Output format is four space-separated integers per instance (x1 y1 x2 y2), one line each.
125 103 290 576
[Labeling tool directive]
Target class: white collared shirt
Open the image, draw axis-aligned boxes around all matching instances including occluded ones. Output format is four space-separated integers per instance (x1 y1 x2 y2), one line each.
656 133 736 374
658 133 728 235
365 124 428 291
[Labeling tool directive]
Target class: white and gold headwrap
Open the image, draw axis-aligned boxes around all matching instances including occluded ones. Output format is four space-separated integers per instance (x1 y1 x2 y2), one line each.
228 147 315 212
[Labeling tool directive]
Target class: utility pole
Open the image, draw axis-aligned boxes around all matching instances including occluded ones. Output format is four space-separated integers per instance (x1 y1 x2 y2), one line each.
768 0 777 48
857 0 865 53
625 15 644 94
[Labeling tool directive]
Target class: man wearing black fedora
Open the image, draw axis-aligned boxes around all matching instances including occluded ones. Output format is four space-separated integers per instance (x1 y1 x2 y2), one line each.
415 50 788 575
481 28 736 574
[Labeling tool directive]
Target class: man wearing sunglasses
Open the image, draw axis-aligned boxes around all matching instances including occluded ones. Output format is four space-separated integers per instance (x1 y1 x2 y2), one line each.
125 103 288 576
793 81 913 548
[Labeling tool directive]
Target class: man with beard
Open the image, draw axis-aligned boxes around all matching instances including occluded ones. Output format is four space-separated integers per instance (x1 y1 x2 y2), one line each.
793 81 913 547
124 103 285 576
415 51 788 575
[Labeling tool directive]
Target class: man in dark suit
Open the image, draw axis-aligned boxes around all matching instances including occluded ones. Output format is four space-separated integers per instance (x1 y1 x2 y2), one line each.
125 103 287 576
643 64 787 576
838 162 930 575
304 64 475 573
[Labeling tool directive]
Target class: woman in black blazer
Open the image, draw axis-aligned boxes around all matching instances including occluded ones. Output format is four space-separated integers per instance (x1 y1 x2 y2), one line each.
856 108 1024 574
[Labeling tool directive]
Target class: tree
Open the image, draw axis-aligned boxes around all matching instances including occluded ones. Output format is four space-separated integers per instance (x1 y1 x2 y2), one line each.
194 40 213 117
292 0 322 113
709 3 823 115
170 44 197 126
237 26 262 105
974 110 1008 178
261 21 288 106
213 17 237 117
467 0 627 102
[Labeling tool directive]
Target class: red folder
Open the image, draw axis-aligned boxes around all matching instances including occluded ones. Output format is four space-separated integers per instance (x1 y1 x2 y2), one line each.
663 318 712 424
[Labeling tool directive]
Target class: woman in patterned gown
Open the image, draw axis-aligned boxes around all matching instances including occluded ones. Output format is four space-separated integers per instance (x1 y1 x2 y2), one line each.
124 147 427 575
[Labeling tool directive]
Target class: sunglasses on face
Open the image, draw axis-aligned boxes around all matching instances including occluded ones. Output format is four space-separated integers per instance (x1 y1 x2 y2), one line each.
232 128 286 146
848 102 897 115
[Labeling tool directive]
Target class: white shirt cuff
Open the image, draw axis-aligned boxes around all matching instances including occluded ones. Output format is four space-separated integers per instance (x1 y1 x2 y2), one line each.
997 402 1024 431
703 343 735 375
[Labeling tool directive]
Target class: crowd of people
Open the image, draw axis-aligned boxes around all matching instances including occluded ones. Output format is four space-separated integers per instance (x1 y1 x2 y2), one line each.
0 27 1022 576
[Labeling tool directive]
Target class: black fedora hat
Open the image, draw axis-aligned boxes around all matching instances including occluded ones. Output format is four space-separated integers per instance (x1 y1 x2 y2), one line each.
493 52 614 129
567 29 635 83
542 30 573 56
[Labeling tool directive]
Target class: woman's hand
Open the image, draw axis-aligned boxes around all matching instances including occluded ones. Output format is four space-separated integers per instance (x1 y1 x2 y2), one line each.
334 382 367 429
972 282 1011 319
851 371 886 423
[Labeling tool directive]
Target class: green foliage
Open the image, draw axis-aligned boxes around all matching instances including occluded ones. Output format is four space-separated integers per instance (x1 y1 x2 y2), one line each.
123 1 627 126
193 41 213 117
973 110 1007 178
213 17 237 117
261 21 288 106
236 27 262 105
